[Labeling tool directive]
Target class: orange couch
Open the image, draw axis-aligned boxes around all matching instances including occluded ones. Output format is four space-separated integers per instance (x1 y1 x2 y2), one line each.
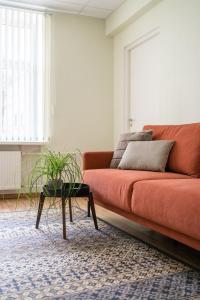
83 123 200 251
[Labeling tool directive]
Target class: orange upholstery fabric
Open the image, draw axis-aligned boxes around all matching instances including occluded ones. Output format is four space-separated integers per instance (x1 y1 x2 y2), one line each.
95 200 200 251
83 152 113 170
83 169 190 213
143 123 200 177
132 179 200 240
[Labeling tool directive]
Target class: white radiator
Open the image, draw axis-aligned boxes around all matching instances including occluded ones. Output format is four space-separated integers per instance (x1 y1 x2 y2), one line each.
0 151 21 190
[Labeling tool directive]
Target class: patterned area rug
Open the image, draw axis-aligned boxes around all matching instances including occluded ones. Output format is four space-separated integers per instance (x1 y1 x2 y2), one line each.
0 204 200 300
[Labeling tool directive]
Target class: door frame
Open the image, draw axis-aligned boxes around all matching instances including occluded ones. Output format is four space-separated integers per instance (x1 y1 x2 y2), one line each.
123 27 160 131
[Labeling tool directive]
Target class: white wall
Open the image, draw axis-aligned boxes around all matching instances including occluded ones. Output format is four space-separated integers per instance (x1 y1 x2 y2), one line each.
106 0 161 36
49 13 113 152
111 0 200 143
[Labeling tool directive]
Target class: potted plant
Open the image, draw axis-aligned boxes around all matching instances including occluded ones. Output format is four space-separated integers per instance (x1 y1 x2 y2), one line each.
29 150 82 197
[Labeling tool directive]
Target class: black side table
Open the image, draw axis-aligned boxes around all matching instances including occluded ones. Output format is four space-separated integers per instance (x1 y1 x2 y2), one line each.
36 183 98 239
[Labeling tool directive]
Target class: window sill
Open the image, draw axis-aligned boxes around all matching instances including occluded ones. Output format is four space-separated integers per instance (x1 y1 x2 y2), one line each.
0 141 49 146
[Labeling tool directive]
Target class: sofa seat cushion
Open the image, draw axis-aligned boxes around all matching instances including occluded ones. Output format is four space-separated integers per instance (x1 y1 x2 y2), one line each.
132 179 200 240
83 169 190 213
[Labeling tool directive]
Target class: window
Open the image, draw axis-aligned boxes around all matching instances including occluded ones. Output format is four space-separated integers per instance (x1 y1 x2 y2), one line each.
0 6 50 144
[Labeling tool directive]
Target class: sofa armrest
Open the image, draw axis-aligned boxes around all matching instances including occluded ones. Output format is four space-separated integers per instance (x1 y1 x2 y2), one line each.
83 151 114 170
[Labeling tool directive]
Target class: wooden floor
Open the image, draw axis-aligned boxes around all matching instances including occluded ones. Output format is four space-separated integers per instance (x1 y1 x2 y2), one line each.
0 197 200 270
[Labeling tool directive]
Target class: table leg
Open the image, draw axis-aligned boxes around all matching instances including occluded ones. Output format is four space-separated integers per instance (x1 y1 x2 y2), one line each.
68 197 73 222
88 192 98 230
87 199 91 217
36 192 45 229
62 197 67 239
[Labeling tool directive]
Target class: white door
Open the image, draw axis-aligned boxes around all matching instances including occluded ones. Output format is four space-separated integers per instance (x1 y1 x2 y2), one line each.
129 33 161 131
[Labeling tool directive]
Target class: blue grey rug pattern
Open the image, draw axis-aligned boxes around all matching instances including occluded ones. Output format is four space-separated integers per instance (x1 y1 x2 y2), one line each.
0 206 199 300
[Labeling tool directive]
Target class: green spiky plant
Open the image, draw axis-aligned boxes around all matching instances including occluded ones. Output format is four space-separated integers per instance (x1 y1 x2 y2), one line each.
29 150 82 198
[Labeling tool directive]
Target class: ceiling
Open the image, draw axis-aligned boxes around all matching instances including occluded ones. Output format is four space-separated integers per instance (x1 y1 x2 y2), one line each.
1 0 125 18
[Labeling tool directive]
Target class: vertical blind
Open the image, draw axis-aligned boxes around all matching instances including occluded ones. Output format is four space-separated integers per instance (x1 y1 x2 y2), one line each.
0 6 49 143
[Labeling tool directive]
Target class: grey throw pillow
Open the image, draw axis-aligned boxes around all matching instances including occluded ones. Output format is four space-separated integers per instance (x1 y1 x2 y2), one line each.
110 131 153 168
118 140 174 172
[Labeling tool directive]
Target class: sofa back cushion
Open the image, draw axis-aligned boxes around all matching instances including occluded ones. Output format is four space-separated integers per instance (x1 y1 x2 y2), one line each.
143 123 200 177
